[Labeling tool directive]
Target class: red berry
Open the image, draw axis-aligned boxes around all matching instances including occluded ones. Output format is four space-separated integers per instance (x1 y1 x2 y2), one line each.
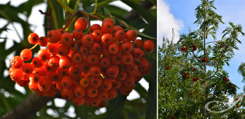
73 29 83 41
125 30 137 41
38 78 51 92
202 57 207 62
115 30 125 41
60 32 73 48
38 36 48 47
28 33 39 44
89 24 101 32
133 39 143 48
32 57 44 68
75 17 87 30
38 49 50 61
47 30 61 44
81 34 94 47
143 40 154 52
101 22 113 34
22 63 34 74
11 56 24 68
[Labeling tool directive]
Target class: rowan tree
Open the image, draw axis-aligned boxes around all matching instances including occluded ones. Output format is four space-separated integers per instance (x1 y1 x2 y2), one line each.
158 0 244 118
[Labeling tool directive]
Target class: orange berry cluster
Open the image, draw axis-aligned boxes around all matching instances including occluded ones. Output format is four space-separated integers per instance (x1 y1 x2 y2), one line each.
9 17 154 107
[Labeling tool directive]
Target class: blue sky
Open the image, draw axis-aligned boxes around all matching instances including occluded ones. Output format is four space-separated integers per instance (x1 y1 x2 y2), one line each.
158 0 245 93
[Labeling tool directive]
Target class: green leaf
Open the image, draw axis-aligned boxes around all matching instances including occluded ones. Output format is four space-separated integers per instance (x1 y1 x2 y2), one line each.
135 30 156 40
145 59 157 119
84 6 95 13
82 0 90 9
134 83 148 99
121 0 154 23
106 93 127 118
105 5 128 20
97 0 115 8
128 18 147 30
48 0 64 29
226 61 229 66
17 0 44 17
0 22 10 34
102 7 111 17
150 0 157 6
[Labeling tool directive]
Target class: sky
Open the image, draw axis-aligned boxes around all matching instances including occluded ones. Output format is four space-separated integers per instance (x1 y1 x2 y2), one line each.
0 0 149 117
157 0 245 94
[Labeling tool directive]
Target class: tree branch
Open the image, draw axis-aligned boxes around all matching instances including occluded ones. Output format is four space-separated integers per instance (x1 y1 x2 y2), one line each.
0 93 55 119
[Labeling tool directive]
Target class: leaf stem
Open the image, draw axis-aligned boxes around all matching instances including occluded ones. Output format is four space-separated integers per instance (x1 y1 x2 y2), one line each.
56 0 74 14
91 0 98 15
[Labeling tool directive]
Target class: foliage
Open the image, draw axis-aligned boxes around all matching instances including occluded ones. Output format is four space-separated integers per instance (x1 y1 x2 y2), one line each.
0 0 156 119
158 0 244 118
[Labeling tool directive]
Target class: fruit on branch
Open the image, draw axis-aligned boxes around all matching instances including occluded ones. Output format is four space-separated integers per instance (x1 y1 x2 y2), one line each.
225 77 229 81
201 57 207 62
181 46 188 52
133 39 143 48
9 16 154 108
191 44 197 51
182 72 189 79
74 17 88 30
192 77 197 81
28 33 39 44
143 40 154 52
219 44 225 49
165 66 169 69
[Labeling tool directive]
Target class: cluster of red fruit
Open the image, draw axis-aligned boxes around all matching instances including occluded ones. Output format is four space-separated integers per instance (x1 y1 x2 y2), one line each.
181 45 208 63
182 72 200 82
9 17 154 107
224 77 229 83
180 44 197 52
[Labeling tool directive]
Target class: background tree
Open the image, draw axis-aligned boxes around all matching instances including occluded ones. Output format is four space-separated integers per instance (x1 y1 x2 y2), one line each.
0 0 156 119
158 0 244 118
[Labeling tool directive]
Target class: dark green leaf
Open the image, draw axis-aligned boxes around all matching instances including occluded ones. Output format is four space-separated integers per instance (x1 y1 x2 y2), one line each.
106 93 127 118
150 0 157 6
105 5 127 20
121 0 154 23
102 7 111 17
145 59 156 119
17 0 44 17
128 18 147 30
136 30 156 40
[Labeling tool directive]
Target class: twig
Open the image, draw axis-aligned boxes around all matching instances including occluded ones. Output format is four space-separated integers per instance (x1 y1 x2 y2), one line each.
39 8 52 31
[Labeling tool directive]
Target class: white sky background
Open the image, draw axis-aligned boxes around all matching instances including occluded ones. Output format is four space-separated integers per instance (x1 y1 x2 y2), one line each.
157 0 183 46
0 0 149 116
